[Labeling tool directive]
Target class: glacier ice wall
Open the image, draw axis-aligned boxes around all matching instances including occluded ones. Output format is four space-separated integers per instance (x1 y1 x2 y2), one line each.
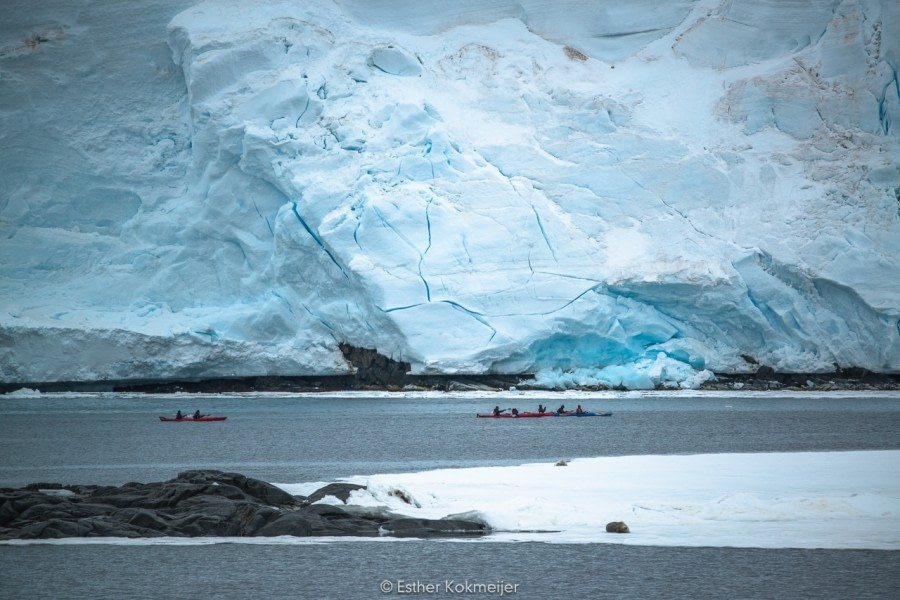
1 0 898 386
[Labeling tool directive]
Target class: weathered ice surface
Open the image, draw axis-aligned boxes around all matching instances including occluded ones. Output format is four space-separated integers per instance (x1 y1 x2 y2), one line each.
0 470 489 539
1 1 898 389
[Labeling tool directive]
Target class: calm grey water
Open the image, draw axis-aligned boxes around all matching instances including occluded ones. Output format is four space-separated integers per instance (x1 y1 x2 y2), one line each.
3 542 899 600
2 391 899 599
2 392 899 487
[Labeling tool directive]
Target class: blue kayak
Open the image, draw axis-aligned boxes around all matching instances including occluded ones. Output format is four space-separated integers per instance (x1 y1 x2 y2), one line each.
558 411 612 417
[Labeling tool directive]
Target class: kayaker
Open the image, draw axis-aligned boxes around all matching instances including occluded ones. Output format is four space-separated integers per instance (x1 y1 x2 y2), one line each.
175 410 183 420
538 404 546 414
492 406 502 417
557 404 565 414
193 410 203 419
576 405 584 414
511 408 519 416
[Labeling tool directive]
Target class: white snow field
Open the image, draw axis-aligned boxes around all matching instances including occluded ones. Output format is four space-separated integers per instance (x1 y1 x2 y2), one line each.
1 0 899 385
284 450 900 549
3 450 897 549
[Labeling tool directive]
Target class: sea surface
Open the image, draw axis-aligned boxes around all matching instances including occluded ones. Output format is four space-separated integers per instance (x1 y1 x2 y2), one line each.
2 390 899 599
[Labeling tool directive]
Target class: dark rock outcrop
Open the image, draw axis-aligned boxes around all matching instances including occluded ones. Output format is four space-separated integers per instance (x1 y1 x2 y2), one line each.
339 343 411 387
381 517 489 538
754 365 776 379
0 470 489 540
306 482 366 504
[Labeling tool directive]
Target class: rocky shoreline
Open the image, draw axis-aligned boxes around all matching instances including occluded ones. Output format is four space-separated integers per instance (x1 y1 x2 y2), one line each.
1 370 897 395
686 368 900 392
2 345 898 395
0 470 488 540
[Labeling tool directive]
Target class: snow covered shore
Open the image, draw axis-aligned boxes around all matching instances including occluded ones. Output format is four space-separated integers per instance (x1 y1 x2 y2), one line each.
282 450 900 550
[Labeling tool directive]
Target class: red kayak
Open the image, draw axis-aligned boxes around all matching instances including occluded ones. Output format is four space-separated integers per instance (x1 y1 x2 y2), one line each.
477 411 610 418
159 416 227 422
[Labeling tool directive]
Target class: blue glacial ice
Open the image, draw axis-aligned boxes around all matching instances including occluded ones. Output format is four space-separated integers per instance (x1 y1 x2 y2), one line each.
0 0 898 387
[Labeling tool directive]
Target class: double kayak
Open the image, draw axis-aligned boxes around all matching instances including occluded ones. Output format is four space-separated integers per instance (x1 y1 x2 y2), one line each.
159 416 227 422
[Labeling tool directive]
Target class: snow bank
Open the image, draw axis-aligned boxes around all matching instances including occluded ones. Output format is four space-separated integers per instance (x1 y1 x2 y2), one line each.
287 450 900 549
2 387 41 398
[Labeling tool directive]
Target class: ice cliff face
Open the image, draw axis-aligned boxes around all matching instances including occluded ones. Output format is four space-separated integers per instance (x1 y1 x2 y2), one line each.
1 0 899 387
